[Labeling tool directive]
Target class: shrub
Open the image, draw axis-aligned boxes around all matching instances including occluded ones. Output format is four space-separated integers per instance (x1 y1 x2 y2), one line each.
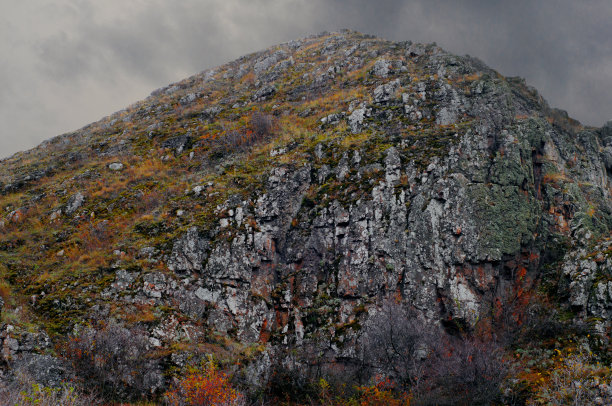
360 299 508 406
0 372 101 406
530 351 611 406
263 335 365 403
420 336 508 406
212 112 274 155
249 111 273 139
165 356 245 406
264 349 321 404
520 301 561 338
354 378 411 406
359 299 436 392
62 320 162 401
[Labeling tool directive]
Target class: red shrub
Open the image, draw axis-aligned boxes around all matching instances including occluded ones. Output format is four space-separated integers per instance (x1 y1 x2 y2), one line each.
165 358 244 406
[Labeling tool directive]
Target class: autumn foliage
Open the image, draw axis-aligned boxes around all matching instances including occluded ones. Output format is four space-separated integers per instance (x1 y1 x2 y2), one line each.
354 378 411 406
165 358 244 406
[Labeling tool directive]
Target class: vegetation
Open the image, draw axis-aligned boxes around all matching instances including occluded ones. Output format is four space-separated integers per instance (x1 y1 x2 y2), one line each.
165 357 245 406
0 373 101 406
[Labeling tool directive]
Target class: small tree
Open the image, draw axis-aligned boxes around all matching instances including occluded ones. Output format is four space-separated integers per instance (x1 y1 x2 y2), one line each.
421 336 508 405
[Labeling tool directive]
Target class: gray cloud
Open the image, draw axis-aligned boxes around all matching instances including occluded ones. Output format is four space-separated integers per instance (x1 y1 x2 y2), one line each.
1 0 611 158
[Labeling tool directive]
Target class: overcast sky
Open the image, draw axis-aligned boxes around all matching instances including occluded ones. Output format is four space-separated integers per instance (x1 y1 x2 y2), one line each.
2 0 611 158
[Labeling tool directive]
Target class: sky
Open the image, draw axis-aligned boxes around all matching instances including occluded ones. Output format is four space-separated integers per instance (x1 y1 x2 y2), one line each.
1 0 611 158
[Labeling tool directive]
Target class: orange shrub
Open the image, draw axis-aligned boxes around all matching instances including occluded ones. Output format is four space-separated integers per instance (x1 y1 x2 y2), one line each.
165 358 244 406
355 379 411 406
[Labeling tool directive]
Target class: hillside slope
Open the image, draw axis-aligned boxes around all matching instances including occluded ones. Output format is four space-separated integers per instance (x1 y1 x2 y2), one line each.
0 30 610 403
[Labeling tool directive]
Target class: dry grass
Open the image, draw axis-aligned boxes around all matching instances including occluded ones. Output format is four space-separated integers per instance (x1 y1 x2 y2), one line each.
542 172 573 185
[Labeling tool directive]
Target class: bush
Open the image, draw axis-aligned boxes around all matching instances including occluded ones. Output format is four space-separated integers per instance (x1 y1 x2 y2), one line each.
530 351 611 406
353 378 411 406
62 320 162 401
360 299 437 392
249 111 273 139
360 299 508 406
264 345 323 404
165 356 245 406
420 336 508 406
212 112 274 155
0 372 101 406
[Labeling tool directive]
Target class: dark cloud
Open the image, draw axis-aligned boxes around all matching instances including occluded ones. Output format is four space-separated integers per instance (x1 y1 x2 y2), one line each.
1 0 611 158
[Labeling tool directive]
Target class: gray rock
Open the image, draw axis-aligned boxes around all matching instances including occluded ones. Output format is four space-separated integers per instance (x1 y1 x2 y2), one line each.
108 162 124 171
162 134 192 154
602 145 612 169
373 79 400 104
65 192 85 215
5 337 19 352
275 56 294 72
560 240 612 334
407 43 426 56
320 113 342 126
143 272 167 299
138 246 159 260
192 185 206 196
112 269 138 290
12 354 68 388
179 93 197 105
167 227 209 272
348 105 367 133
601 120 612 141
373 58 390 77
254 50 288 77
195 287 219 303
253 85 276 101
436 106 458 125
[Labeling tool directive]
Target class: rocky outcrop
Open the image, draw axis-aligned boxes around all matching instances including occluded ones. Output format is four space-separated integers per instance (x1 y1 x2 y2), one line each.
167 227 209 272
161 113 611 348
0 325 67 387
560 239 612 335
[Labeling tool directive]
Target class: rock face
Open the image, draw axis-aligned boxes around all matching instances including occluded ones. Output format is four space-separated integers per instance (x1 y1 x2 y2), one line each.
0 325 64 387
162 114 610 344
167 227 209 272
0 31 610 390
560 239 612 335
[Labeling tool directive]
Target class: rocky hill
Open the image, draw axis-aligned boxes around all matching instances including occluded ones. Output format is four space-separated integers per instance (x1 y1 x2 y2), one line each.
0 30 610 404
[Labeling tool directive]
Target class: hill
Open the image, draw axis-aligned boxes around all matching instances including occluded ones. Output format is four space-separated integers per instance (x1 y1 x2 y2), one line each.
0 30 610 404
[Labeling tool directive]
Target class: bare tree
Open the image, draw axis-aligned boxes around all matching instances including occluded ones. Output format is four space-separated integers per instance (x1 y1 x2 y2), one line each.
359 299 435 393
359 299 508 406
421 336 508 406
